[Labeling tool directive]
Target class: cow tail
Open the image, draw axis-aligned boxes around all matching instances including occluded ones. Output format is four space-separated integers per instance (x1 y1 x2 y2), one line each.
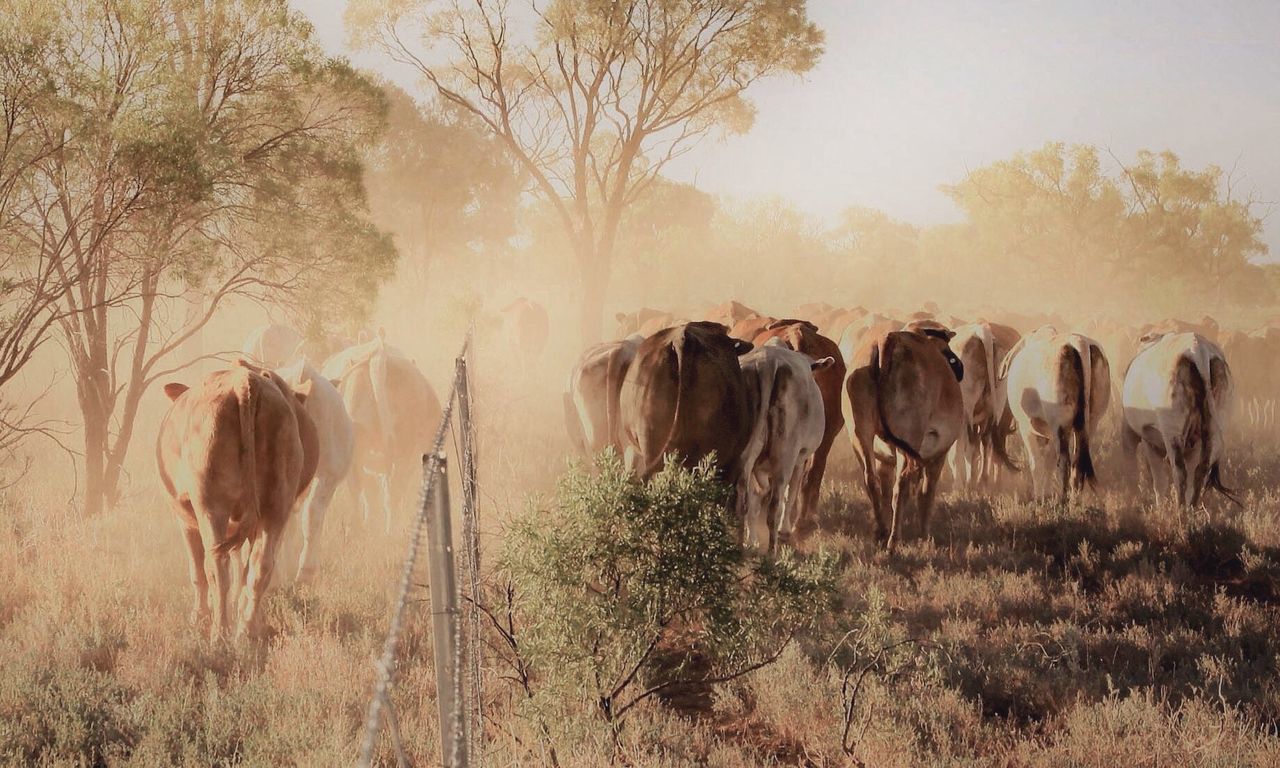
604 346 628 454
646 335 686 477
873 335 924 466
215 375 260 556
1198 355 1242 506
1067 342 1096 487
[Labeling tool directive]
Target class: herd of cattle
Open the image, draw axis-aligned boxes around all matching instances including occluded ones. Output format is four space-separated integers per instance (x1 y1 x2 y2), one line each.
568 301 1261 554
153 297 1271 640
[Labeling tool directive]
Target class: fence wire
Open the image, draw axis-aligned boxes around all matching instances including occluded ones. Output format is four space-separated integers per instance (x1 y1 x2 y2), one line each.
357 333 481 768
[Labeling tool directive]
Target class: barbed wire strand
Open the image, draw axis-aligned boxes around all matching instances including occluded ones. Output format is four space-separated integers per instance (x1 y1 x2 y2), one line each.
356 335 467 768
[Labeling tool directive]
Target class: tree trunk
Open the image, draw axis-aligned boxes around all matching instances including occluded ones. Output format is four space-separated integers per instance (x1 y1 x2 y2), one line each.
81 395 109 517
577 239 611 347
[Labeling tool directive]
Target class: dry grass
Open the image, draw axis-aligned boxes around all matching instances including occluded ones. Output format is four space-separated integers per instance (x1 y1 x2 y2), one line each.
2 367 1279 766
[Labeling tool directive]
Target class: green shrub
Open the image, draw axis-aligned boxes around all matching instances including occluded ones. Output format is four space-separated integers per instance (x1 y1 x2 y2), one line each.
500 453 837 733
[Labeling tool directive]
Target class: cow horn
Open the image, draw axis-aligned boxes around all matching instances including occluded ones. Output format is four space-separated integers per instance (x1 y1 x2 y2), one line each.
811 356 835 371
163 382 189 401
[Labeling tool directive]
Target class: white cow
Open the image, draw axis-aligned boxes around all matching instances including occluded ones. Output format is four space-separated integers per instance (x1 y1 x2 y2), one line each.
947 323 1003 488
737 340 833 552
565 335 642 455
1121 332 1236 508
1000 326 1111 499
242 324 304 368
276 360 355 580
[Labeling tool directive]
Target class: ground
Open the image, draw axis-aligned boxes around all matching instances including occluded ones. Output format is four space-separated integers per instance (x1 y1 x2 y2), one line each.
2 372 1279 766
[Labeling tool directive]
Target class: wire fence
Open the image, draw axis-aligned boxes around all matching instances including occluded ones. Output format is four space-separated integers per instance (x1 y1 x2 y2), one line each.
357 333 483 768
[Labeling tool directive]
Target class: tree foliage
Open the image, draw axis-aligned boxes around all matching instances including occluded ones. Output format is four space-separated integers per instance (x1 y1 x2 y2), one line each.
0 0 394 512
349 0 823 342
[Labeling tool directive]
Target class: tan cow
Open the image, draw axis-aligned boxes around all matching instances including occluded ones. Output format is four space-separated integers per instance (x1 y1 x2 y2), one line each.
844 326 965 550
242 323 304 368
838 313 903 368
275 360 354 581
156 361 317 640
1000 327 1110 499
565 335 642 455
615 308 678 339
737 341 832 552
752 319 846 529
703 300 762 329
619 321 754 480
322 332 442 530
1122 332 1236 507
729 313 777 342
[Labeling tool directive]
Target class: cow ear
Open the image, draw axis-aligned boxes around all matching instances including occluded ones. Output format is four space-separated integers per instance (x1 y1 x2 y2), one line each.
163 382 189 401
292 379 313 404
329 378 342 390
811 356 835 371
733 339 753 356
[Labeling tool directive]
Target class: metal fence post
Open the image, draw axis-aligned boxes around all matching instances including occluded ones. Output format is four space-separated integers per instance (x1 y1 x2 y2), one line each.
455 343 483 761
427 453 468 767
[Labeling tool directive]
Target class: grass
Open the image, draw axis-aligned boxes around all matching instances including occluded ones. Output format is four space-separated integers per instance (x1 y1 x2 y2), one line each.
2 368 1279 766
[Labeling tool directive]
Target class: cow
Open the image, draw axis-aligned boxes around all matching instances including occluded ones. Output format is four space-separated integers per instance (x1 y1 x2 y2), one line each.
156 361 318 640
618 321 754 480
242 323 304 368
844 325 964 550
819 306 869 344
737 341 832 552
752 319 846 529
1138 316 1221 344
615 308 677 339
321 332 442 530
703 300 762 329
1222 327 1280 430
838 313 902 368
500 298 550 362
275 360 354 581
999 326 1111 499
948 323 1006 488
564 335 642 455
1121 332 1237 508
729 313 777 342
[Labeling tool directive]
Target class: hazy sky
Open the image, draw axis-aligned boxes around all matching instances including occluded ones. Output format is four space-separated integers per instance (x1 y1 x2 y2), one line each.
298 0 1280 257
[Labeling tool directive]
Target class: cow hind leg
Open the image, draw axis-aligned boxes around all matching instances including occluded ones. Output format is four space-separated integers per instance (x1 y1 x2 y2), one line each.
179 523 209 631
918 456 945 541
297 475 337 582
238 528 282 640
1056 428 1071 500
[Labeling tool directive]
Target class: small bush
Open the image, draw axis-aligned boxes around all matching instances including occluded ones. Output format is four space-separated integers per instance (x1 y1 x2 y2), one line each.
500 453 837 734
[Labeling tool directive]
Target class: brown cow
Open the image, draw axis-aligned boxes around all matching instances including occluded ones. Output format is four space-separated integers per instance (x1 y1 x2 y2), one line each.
156 361 318 641
619 322 754 479
845 326 964 550
752 319 846 532
500 298 550 361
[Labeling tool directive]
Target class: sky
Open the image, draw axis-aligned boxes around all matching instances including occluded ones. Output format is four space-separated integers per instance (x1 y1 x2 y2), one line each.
297 0 1280 258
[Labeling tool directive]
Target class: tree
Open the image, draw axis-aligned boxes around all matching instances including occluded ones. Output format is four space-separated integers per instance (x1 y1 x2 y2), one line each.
349 0 823 344
9 0 394 515
364 81 520 288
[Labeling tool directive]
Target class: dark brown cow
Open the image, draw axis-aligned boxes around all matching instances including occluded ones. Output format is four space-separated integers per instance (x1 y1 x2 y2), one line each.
844 326 964 550
619 322 754 479
752 319 846 533
157 361 318 640
500 298 550 360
